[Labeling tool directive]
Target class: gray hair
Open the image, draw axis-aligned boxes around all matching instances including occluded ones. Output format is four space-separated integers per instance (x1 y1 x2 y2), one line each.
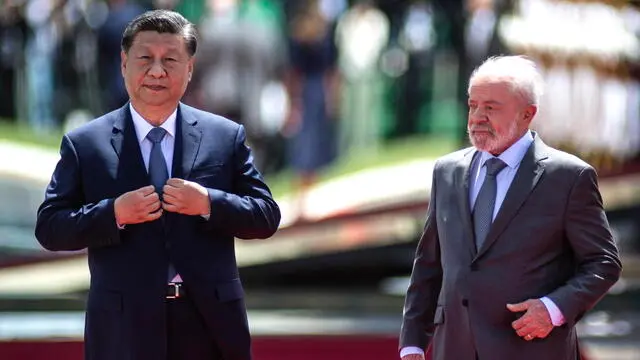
468 55 544 106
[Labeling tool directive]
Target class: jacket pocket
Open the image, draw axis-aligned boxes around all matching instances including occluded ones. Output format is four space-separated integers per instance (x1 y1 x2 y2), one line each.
190 164 224 180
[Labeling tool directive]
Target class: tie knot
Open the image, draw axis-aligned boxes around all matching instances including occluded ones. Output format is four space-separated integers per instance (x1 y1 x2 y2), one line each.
484 158 507 176
146 127 167 143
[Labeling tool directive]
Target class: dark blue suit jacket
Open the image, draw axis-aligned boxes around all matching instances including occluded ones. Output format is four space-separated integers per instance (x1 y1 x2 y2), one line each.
35 103 281 360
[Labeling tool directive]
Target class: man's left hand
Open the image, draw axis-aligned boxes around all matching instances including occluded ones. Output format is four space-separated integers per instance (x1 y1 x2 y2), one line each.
162 178 210 216
507 299 553 341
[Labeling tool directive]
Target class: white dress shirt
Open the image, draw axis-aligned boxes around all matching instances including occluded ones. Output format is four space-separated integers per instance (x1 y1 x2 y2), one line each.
130 104 177 174
401 131 565 358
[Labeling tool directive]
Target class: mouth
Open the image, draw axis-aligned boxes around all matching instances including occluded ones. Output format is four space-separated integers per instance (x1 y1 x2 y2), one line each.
469 127 495 135
143 85 167 92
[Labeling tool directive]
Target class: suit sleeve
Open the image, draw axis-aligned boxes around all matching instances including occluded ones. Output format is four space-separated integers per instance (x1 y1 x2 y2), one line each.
35 135 121 251
399 162 443 351
547 166 622 327
204 125 281 239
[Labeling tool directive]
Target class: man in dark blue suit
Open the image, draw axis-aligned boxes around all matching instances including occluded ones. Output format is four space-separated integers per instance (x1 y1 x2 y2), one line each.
35 10 280 360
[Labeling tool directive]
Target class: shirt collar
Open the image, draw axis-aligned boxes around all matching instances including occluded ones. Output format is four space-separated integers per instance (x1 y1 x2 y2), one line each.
478 130 534 170
129 103 177 144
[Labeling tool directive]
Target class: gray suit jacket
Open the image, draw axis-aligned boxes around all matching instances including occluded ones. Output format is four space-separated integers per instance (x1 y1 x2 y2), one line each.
400 135 622 360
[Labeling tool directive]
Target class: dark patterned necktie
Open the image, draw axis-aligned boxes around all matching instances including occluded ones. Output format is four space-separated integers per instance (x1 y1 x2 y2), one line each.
473 158 507 251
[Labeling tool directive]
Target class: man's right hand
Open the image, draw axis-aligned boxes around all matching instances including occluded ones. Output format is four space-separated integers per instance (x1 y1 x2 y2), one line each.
114 185 162 225
401 355 425 360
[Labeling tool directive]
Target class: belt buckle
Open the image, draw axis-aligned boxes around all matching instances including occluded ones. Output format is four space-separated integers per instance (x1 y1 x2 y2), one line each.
166 282 182 299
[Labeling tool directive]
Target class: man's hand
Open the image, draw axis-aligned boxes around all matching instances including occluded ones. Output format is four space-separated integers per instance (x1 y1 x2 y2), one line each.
401 355 424 360
507 299 554 341
114 185 162 225
162 178 210 216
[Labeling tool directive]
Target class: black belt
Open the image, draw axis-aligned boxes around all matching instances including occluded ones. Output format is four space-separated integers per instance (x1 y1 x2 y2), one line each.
166 282 186 299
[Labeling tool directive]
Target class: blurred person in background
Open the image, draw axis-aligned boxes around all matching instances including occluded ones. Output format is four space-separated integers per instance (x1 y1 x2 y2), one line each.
0 0 27 122
185 0 287 175
35 10 280 360
463 0 510 94
24 0 63 132
97 0 147 112
464 0 504 72
284 0 340 220
399 56 621 360
239 0 289 175
335 0 389 155
394 0 436 138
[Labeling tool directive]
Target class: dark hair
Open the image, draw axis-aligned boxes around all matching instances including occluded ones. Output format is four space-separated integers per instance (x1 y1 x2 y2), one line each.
121 10 197 56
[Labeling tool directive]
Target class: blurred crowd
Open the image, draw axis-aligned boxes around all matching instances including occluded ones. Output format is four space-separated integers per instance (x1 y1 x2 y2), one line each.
1 0 640 181
0 0 471 173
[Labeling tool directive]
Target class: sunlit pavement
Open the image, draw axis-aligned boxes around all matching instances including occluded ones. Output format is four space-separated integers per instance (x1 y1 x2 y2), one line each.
1 140 640 359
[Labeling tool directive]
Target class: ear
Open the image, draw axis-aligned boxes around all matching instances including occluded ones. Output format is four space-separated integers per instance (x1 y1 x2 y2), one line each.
522 104 537 125
120 50 127 77
187 56 195 82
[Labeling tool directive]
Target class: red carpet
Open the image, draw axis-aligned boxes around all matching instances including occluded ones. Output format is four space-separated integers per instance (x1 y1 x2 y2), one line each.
0 335 401 360
0 337 591 359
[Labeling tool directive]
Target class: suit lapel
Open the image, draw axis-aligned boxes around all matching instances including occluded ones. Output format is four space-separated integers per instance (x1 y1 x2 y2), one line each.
474 135 549 260
111 104 149 192
173 103 202 180
456 148 479 257
166 104 202 229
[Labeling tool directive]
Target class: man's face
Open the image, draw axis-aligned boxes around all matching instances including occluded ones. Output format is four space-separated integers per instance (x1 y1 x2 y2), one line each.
121 31 193 111
467 78 535 154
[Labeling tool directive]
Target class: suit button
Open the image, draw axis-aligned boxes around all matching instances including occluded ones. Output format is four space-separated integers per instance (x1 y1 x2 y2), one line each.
470 264 478 271
462 299 469 307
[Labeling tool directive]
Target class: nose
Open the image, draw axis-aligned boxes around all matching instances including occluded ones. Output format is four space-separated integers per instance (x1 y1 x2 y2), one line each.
147 59 166 78
469 107 488 123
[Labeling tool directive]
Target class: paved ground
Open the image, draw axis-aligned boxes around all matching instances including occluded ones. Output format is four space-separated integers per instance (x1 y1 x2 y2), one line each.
1 140 640 359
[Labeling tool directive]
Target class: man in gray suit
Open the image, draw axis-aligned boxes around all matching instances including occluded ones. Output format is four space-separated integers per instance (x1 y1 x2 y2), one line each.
399 56 622 360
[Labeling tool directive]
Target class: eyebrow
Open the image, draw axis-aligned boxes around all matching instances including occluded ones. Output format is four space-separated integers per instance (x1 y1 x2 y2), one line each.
136 44 182 53
469 100 504 106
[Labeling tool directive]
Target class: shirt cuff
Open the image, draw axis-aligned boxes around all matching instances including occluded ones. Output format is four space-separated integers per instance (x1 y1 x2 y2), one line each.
540 296 565 326
400 346 424 358
201 214 210 220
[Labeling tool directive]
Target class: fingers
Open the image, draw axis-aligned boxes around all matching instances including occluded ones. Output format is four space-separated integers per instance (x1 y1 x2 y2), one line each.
162 192 179 205
515 323 537 338
519 328 547 341
511 305 554 341
166 178 185 187
141 190 160 203
163 183 180 197
144 198 162 213
134 189 162 222
145 208 163 221
129 206 162 224
159 183 185 214
138 185 156 196
162 201 179 213
401 355 424 360
507 301 530 313
512 316 527 331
